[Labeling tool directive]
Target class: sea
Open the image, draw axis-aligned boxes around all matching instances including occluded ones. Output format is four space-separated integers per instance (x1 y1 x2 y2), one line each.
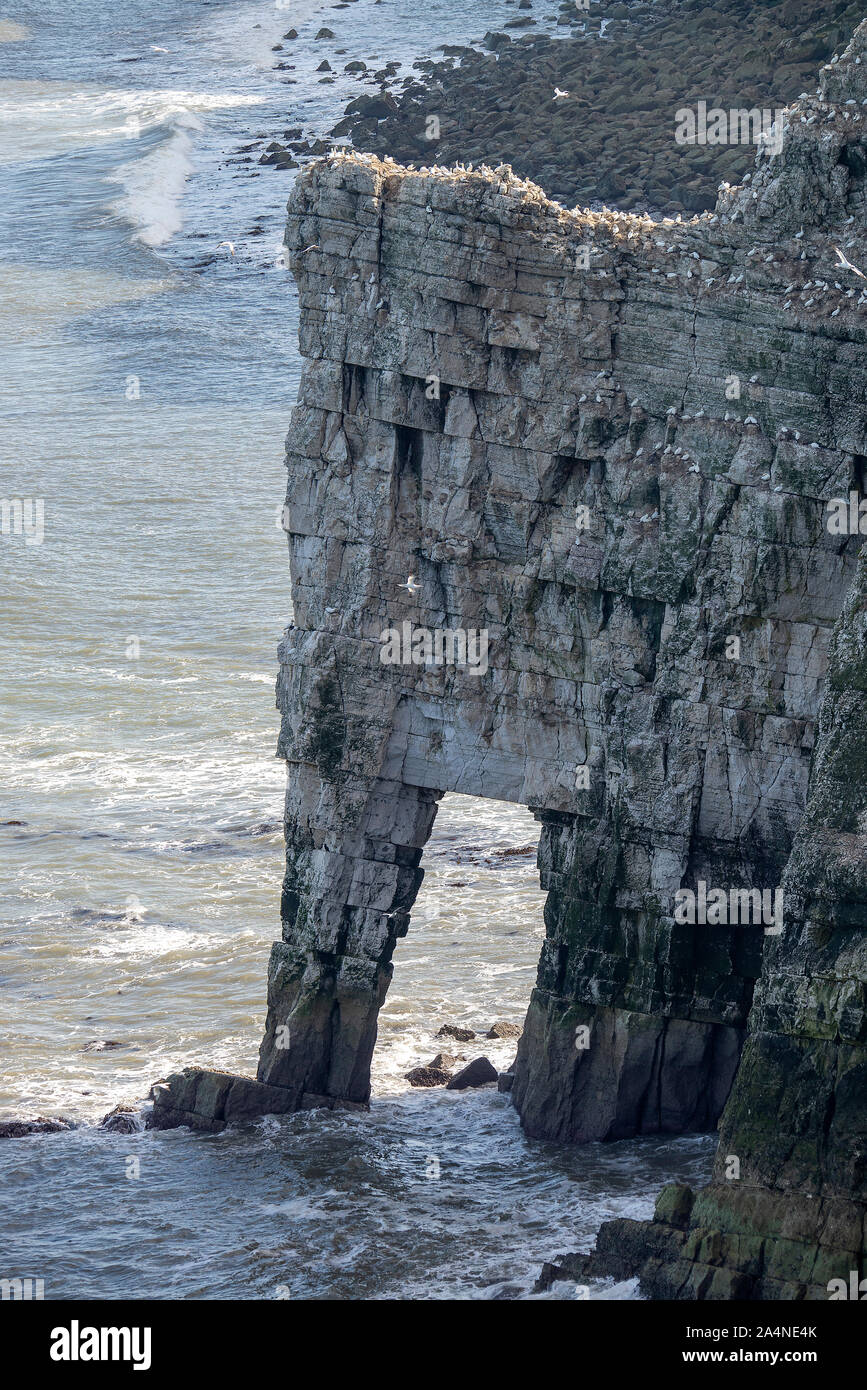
0 0 713 1299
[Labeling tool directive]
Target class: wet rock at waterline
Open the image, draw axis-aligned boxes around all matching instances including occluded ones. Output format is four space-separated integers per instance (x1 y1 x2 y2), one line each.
148 1067 366 1131
446 1058 499 1090
405 1065 452 1087
486 1021 522 1040
436 1025 476 1042
98 1104 144 1135
259 142 299 169
0 1116 77 1139
428 1052 463 1069
405 1049 466 1085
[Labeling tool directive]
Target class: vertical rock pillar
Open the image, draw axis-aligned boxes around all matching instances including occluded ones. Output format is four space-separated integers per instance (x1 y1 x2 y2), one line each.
256 766 440 1105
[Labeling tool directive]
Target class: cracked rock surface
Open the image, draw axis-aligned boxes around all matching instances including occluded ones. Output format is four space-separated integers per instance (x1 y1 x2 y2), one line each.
153 18 867 1301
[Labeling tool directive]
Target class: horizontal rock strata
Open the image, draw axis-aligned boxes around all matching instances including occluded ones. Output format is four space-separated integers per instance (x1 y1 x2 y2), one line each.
154 18 867 1301
148 1068 366 1132
543 540 867 1297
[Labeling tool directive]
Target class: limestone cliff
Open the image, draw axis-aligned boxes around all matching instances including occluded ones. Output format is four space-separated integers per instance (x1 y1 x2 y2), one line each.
541 540 867 1298
153 20 867 1300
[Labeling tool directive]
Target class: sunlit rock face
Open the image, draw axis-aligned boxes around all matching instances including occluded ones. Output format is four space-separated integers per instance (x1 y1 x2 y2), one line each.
154 19 867 1301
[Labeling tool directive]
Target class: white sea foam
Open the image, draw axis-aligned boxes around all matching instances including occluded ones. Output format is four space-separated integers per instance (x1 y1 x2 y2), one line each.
0 79 267 248
98 87 264 247
83 921 226 959
107 112 201 246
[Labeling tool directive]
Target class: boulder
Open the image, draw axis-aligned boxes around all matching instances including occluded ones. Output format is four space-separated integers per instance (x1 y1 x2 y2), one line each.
99 1104 142 1135
447 1057 498 1090
146 1067 364 1131
486 1021 522 1039
405 1066 451 1087
436 1024 476 1041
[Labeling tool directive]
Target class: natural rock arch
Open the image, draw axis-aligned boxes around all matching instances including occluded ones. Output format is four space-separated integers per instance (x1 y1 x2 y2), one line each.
151 21 867 1301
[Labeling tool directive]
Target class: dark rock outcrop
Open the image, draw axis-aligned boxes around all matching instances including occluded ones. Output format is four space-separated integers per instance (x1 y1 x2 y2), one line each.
405 1065 451 1087
98 1104 144 1134
446 1057 498 1090
0 1116 76 1139
148 1067 365 1131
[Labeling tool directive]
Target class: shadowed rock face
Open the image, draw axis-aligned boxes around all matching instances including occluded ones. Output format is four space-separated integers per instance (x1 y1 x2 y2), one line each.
153 19 867 1300
543 542 867 1299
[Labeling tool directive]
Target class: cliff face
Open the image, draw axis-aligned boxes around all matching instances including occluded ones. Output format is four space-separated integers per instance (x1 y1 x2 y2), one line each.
550 544 867 1298
153 21 867 1298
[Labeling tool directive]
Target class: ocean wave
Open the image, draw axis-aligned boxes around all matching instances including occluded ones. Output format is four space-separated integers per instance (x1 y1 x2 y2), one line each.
96 86 267 247
107 111 202 247
0 81 263 164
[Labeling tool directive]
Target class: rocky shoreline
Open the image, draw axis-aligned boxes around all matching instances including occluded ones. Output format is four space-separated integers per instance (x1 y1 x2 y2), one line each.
0 1017 523 1135
320 0 863 216
246 0 865 221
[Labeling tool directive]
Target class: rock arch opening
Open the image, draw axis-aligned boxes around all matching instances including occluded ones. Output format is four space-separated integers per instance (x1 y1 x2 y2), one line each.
373 792 545 1093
